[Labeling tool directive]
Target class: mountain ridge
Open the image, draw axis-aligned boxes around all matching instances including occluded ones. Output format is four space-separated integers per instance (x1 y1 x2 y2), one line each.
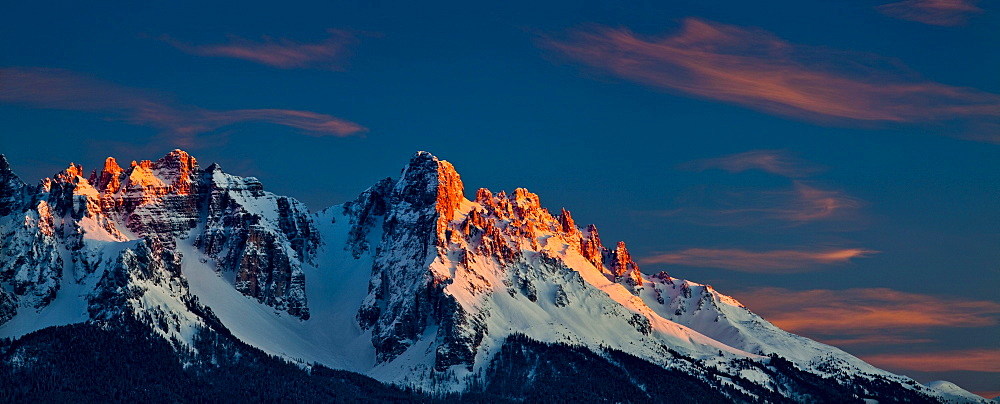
0 149 989 403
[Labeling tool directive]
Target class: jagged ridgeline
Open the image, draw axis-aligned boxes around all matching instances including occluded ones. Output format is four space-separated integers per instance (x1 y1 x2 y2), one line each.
0 151 986 403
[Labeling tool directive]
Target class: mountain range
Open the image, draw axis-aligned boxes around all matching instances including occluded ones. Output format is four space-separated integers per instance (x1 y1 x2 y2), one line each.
0 149 990 403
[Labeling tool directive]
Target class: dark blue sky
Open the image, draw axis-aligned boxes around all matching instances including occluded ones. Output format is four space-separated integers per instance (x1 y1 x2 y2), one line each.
2 0 998 396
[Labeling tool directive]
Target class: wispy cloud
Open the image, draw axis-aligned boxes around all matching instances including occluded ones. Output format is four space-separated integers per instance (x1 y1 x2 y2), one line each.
639 248 876 273
734 287 1000 336
541 18 1000 141
878 0 983 26
0 67 366 146
819 335 935 347
735 288 1000 385
163 28 361 70
679 150 822 178
653 181 861 226
780 182 860 222
863 349 1000 373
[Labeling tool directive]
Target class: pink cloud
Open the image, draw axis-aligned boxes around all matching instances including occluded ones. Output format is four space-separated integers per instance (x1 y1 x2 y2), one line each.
734 287 1000 335
819 335 935 346
163 29 360 70
878 0 983 26
0 67 366 145
735 287 999 384
679 150 822 178
639 247 876 273
862 349 1000 373
780 181 860 222
541 18 1000 141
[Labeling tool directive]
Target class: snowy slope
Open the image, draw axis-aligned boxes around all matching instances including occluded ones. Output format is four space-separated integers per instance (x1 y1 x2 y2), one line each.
925 381 997 403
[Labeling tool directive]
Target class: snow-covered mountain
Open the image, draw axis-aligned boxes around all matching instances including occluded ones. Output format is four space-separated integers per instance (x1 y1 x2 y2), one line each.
0 150 989 403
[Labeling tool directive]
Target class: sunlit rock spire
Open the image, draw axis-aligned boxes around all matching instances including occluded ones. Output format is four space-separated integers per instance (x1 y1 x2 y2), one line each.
580 224 604 269
607 240 643 289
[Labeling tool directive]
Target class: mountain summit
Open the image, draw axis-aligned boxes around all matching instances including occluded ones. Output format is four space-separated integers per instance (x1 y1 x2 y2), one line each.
0 150 987 402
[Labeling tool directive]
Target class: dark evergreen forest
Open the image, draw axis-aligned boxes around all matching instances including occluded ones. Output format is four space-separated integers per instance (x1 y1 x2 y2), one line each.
0 324 938 403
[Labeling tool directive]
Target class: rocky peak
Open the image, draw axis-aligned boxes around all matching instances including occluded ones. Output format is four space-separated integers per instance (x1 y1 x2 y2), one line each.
580 224 604 269
0 154 26 216
395 152 446 204
112 150 198 195
32 163 97 219
92 157 125 194
558 208 576 234
132 160 153 169
0 159 19 191
435 160 464 237
557 208 584 245
650 271 674 285
343 177 394 258
124 160 165 189
195 152 316 320
511 188 540 211
393 151 465 243
609 241 633 271
57 163 85 181
477 190 513 218
475 187 493 203
156 149 196 168
358 152 485 366
154 149 199 195
510 188 554 224
607 241 643 288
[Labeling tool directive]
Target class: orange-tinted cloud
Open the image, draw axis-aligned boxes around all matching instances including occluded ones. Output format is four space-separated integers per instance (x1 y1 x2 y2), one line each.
734 287 1000 335
679 150 822 178
163 29 360 70
541 19 1000 141
0 67 366 145
639 248 876 273
735 288 1000 387
878 0 982 26
862 349 1000 373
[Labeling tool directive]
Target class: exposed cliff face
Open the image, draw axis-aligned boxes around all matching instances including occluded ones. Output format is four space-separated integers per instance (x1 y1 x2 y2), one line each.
195 164 316 319
607 240 644 290
0 155 26 216
1 198 63 310
580 224 604 268
0 150 315 321
342 177 392 259
0 164 87 312
78 150 201 245
357 152 470 365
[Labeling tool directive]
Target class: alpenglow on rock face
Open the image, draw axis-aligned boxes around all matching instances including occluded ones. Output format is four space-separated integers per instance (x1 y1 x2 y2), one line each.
0 150 988 403
0 150 316 320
